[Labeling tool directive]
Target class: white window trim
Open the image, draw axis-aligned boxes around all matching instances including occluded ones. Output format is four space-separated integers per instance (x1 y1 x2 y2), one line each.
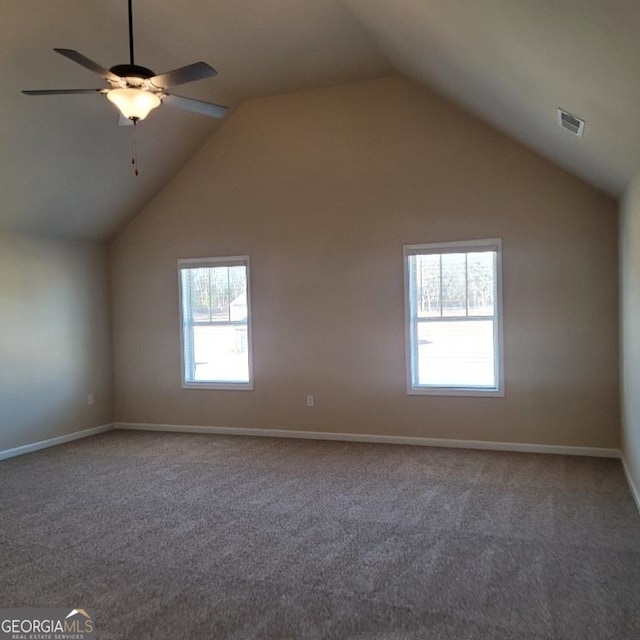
403 238 504 397
177 255 254 391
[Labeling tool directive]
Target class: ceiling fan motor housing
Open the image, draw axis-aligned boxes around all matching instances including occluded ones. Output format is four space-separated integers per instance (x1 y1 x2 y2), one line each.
110 64 155 86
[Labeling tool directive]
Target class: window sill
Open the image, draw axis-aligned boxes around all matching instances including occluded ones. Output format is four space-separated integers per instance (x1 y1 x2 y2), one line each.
182 382 254 391
408 386 504 398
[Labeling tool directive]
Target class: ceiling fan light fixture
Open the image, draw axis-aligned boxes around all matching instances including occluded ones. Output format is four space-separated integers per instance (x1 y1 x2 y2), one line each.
107 87 160 121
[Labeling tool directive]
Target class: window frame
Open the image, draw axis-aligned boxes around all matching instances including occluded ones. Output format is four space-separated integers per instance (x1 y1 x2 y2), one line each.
403 238 504 397
177 255 254 391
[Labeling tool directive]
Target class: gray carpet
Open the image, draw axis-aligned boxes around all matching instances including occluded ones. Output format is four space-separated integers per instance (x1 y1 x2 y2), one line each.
1 431 639 640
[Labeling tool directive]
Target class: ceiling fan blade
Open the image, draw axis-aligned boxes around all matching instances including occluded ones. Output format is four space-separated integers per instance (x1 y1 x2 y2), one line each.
162 94 229 118
22 89 104 95
54 48 121 82
149 62 216 89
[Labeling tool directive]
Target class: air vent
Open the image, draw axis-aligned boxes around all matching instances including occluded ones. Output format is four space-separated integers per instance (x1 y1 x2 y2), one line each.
557 108 585 137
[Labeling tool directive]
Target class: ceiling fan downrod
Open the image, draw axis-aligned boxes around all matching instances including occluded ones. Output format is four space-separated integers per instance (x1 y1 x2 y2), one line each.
128 0 135 66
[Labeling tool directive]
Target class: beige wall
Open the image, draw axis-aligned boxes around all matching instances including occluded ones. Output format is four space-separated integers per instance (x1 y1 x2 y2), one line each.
621 177 640 492
0 231 112 450
111 75 619 448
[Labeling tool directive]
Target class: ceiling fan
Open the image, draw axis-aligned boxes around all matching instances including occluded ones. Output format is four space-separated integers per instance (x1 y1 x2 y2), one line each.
22 0 229 124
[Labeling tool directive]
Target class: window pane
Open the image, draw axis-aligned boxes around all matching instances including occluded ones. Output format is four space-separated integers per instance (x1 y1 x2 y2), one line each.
228 266 247 321
192 324 249 383
441 253 467 317
467 252 495 316
210 267 231 321
413 254 441 317
190 268 213 323
416 320 495 387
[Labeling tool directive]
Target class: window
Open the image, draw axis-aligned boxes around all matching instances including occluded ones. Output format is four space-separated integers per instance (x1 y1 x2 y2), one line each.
404 239 503 396
178 256 253 389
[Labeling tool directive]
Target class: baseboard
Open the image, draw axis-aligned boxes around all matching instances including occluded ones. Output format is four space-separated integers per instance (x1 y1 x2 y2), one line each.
0 423 114 461
622 456 640 514
114 422 620 459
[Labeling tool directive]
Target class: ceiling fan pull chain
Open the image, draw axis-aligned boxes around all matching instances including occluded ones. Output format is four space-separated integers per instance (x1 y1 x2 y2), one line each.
131 121 139 176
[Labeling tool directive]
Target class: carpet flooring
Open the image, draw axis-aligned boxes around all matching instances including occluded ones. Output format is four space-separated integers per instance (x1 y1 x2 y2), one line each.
0 431 639 640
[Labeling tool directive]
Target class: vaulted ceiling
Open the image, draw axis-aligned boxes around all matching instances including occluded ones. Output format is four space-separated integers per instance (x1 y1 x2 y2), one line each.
2 1 636 241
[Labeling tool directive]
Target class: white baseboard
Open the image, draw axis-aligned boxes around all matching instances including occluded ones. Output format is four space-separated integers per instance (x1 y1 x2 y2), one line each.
0 424 114 461
622 456 640 514
114 422 620 459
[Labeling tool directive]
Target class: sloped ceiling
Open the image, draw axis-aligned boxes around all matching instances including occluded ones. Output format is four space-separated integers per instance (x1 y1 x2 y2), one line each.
1 1 635 241
346 0 640 198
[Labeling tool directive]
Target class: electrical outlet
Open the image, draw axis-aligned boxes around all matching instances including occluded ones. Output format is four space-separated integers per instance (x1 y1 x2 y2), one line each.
306 395 314 407
87 394 94 406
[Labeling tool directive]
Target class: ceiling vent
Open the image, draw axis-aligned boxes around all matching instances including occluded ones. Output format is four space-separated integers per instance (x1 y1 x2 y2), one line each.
557 108 585 137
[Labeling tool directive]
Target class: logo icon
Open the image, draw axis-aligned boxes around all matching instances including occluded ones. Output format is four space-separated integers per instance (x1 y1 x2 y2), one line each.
65 609 91 620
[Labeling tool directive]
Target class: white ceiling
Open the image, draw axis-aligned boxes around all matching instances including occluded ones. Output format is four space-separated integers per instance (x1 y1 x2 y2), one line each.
1 0 635 241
